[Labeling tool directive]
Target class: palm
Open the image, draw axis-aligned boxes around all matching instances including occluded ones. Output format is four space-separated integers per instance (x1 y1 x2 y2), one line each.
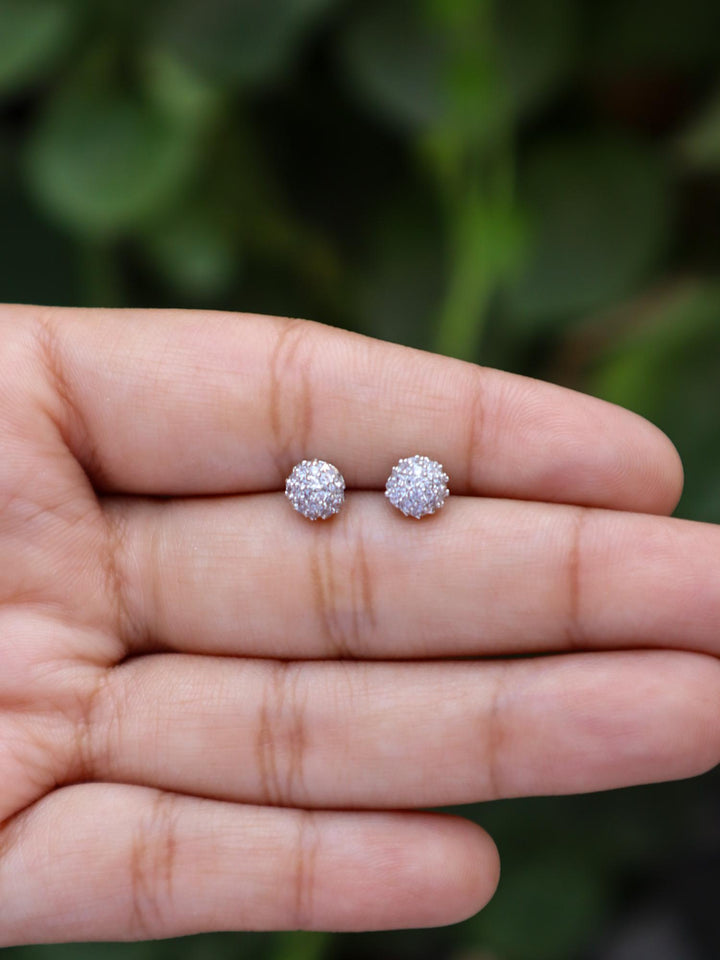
0 305 718 945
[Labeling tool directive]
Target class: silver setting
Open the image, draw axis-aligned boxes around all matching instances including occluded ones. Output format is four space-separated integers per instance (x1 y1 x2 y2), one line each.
285 459 345 520
385 455 450 519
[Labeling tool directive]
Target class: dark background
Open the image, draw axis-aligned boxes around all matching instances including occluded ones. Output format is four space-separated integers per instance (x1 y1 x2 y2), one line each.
2 1 720 957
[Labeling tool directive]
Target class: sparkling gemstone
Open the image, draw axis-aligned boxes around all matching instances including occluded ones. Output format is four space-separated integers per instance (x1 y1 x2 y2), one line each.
285 459 345 520
385 455 450 518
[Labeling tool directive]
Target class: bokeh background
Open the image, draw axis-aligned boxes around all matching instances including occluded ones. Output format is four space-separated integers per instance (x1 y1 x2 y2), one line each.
2 0 720 957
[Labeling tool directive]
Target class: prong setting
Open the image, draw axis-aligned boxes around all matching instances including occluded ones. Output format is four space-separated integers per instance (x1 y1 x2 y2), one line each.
385 455 450 519
285 459 345 520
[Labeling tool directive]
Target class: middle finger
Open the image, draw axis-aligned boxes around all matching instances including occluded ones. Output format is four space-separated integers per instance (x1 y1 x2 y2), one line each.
107 493 720 659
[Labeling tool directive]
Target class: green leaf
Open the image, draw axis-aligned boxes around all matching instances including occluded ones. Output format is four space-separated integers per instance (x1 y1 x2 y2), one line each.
588 282 720 522
354 191 445 348
469 855 611 960
341 2 449 128
506 134 670 323
141 199 241 297
345 1 567 138
155 0 336 87
434 183 527 359
496 0 578 116
267 932 332 960
141 46 224 124
26 84 201 235
2 944 161 960
0 174 78 304
588 0 720 71
0 0 79 95
680 86 720 169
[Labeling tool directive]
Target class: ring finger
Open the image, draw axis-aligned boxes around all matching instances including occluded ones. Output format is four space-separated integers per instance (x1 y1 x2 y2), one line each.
67 649 720 809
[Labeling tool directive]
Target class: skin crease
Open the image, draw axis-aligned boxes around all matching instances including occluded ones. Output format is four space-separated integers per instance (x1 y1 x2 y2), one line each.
0 303 718 945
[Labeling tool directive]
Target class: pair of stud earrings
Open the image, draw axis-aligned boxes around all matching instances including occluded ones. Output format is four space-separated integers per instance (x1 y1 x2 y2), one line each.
285 455 450 521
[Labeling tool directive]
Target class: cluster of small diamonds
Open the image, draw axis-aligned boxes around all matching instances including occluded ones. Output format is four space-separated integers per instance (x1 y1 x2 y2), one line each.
385 455 450 518
285 459 345 520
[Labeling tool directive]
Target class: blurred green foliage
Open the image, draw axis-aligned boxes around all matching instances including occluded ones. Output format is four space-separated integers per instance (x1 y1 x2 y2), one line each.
2 1 720 958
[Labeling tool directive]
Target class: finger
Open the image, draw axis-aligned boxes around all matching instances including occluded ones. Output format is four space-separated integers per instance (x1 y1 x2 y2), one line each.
0 784 498 944
109 493 720 660
69 651 720 809
16 304 681 511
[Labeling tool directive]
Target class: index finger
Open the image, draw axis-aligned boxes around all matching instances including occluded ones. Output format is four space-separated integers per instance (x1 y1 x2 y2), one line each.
14 305 682 511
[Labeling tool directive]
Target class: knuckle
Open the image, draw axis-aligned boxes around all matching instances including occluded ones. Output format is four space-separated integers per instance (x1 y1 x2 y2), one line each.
483 664 510 800
563 506 591 650
255 661 309 806
102 501 143 651
0 311 58 501
65 666 133 783
309 509 376 660
67 666 119 783
29 311 107 486
127 792 180 939
463 369 489 493
267 319 316 479
291 808 320 929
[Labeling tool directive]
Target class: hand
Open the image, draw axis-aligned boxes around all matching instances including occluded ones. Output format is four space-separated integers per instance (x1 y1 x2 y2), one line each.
0 305 718 944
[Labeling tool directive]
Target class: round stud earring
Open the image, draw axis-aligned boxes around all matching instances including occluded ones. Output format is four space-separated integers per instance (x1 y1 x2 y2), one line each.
285 459 345 520
385 455 450 518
